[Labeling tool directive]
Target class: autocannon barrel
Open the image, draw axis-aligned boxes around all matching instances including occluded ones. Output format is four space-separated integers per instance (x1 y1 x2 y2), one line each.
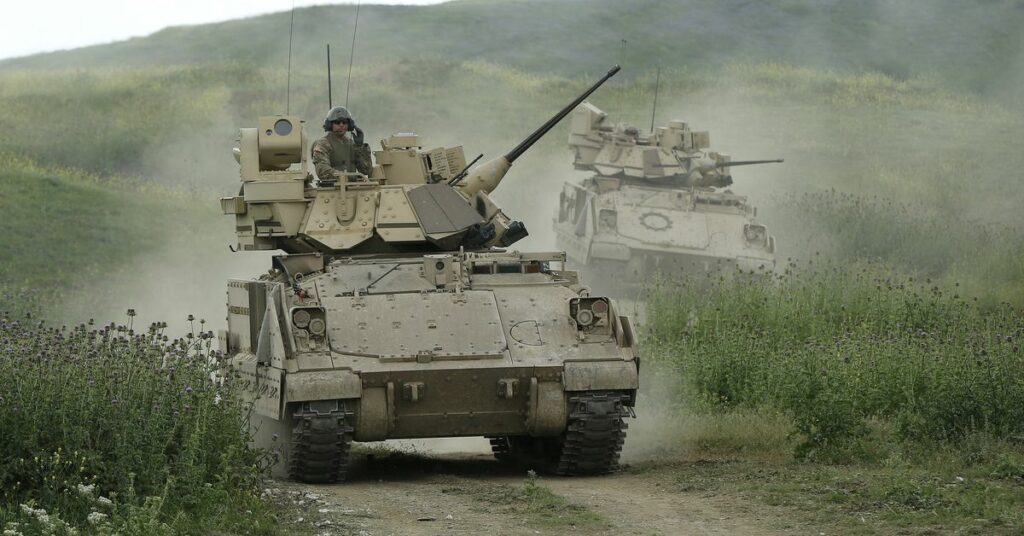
457 65 620 198
504 65 621 163
714 159 784 168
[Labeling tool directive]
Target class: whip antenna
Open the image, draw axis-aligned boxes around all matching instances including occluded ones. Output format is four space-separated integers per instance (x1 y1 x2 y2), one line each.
327 44 333 107
345 0 361 108
649 65 661 133
286 0 296 114
618 39 627 110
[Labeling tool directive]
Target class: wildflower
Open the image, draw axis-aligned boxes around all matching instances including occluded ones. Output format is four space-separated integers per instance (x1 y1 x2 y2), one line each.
18 505 49 525
75 483 96 497
86 511 108 525
96 496 113 508
185 386 193 395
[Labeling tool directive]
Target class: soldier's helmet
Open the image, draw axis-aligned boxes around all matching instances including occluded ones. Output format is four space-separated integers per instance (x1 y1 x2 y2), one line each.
323 106 355 131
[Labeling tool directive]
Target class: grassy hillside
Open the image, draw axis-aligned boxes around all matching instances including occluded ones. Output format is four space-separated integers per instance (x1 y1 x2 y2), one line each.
0 156 215 320
3 0 1023 101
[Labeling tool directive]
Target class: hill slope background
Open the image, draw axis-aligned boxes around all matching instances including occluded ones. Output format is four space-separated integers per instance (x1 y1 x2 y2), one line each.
1 0 1022 324
4 0 1024 101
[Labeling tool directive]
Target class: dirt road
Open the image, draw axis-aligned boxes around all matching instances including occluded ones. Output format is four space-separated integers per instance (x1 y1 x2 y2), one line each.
270 438 796 536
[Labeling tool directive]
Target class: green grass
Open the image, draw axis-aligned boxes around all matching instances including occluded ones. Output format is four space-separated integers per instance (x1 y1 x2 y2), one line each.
0 155 207 319
646 261 1024 457
641 262 1024 531
0 315 278 535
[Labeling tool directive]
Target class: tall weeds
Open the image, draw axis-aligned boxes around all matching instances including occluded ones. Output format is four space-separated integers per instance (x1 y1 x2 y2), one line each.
645 261 1024 460
0 313 274 534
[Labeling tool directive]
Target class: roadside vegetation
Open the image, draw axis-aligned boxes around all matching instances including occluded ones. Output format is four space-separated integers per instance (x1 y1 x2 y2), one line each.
643 261 1024 533
0 314 276 535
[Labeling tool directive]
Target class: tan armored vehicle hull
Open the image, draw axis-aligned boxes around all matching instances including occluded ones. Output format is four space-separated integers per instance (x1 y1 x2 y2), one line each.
226 250 638 481
554 179 775 287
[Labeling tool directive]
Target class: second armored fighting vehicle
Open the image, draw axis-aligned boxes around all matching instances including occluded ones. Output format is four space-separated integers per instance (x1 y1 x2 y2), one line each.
554 102 781 290
219 68 639 483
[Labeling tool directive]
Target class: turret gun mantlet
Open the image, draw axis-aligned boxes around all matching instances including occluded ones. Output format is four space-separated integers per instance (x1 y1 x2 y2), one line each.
568 101 783 188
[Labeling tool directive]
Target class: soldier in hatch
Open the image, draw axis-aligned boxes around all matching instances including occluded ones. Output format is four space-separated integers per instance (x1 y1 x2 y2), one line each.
312 106 373 181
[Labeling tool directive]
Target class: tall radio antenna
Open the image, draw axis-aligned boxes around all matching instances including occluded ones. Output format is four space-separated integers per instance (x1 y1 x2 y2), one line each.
649 65 661 133
345 0 361 108
327 44 333 107
618 39 627 111
285 0 296 114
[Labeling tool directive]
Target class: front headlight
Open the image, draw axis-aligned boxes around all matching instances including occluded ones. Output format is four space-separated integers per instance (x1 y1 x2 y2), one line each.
291 307 326 337
569 297 610 330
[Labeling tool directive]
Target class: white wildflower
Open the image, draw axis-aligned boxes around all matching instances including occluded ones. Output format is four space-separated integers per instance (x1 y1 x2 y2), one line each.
75 483 96 497
96 496 114 508
86 512 108 525
18 505 49 524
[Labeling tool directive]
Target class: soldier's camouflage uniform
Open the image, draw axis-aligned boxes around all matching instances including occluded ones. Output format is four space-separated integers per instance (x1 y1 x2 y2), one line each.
311 132 372 181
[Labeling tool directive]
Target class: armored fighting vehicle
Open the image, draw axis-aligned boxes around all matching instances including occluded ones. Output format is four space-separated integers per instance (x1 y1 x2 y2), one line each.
218 67 639 483
554 102 781 290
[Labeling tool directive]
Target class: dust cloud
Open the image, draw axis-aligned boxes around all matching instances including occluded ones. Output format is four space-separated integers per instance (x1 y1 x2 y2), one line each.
619 361 694 463
67 215 272 336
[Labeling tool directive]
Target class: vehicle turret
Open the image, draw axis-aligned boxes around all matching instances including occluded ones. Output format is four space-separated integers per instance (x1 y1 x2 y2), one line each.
568 102 782 188
222 67 621 256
